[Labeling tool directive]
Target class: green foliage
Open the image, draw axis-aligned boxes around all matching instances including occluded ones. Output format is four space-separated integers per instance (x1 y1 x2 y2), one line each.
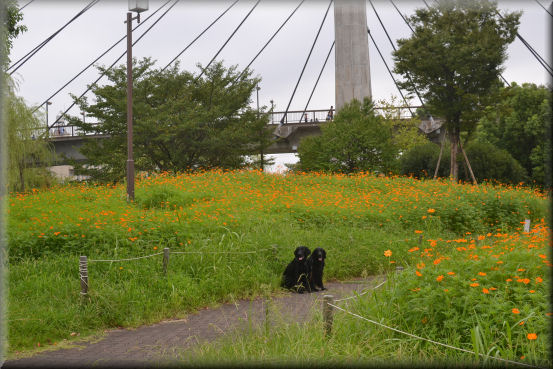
69 58 273 182
4 79 56 192
297 98 399 174
400 142 450 179
393 0 520 179
459 141 528 185
475 83 552 187
2 0 27 69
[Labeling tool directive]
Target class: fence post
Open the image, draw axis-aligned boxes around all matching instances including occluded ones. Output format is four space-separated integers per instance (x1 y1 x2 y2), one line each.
79 256 88 297
323 295 334 337
163 248 170 275
524 219 531 233
419 235 423 245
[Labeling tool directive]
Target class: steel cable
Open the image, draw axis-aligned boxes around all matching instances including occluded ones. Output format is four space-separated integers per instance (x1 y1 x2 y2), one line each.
32 0 173 114
161 0 239 72
281 0 332 124
8 0 100 75
300 41 334 120
195 0 260 81
45 0 180 132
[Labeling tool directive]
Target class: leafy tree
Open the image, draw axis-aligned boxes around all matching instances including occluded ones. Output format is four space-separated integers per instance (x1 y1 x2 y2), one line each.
5 80 55 192
400 142 450 179
2 0 27 69
475 82 551 187
393 0 520 181
70 58 273 181
297 98 398 174
375 97 428 154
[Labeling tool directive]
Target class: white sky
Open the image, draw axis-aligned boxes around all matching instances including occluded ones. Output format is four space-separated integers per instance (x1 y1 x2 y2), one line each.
9 0 552 170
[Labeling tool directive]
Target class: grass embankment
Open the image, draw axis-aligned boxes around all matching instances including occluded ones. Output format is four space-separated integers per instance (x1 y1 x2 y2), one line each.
7 170 550 364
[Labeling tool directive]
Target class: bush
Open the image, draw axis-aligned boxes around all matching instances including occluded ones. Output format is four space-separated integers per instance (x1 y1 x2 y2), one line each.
460 141 528 185
400 142 450 179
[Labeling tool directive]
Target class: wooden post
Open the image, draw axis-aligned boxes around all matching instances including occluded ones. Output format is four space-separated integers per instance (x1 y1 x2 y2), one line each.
163 248 170 275
524 219 531 233
79 256 88 297
419 235 423 245
323 295 334 337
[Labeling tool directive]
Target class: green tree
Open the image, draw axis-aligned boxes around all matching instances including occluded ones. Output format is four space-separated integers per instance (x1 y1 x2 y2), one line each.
5 80 55 192
297 98 398 174
2 0 27 69
70 58 273 181
475 82 551 187
393 0 520 181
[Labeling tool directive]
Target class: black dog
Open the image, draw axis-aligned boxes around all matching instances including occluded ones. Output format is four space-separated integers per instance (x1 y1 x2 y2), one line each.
308 247 326 291
282 246 311 293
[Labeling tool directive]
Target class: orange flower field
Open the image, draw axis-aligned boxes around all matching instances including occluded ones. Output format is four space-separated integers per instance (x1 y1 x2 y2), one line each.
6 170 550 363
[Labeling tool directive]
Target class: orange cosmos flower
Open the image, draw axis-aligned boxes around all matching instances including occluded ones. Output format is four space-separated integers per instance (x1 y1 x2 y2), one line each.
538 254 547 259
416 262 425 269
436 275 444 282
470 283 479 287
427 208 435 213
415 270 422 277
527 333 537 340
408 247 419 252
482 288 489 294
512 308 520 314
536 277 543 283
415 230 423 234
478 272 486 276
384 250 392 257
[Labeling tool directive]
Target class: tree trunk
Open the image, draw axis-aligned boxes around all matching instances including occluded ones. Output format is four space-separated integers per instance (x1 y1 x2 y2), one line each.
459 136 477 185
449 130 459 182
433 129 445 179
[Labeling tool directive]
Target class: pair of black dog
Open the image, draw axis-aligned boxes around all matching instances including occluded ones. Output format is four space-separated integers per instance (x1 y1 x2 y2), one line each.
282 246 326 294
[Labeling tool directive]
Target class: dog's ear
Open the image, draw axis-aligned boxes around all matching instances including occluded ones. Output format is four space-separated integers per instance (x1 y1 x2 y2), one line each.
294 247 301 257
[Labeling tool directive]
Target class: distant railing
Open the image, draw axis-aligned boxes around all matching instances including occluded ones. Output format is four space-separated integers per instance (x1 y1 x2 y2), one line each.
43 106 422 139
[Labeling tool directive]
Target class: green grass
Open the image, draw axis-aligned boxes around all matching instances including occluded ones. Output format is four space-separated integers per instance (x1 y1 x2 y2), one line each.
6 170 550 364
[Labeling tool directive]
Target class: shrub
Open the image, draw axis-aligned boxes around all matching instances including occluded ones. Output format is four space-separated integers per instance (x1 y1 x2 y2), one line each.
400 142 450 179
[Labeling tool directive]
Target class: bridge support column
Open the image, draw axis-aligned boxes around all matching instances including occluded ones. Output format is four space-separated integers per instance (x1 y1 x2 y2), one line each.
334 0 372 111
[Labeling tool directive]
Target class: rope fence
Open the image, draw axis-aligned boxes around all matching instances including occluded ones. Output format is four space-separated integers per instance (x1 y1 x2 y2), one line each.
319 218 542 368
323 299 544 369
79 245 279 296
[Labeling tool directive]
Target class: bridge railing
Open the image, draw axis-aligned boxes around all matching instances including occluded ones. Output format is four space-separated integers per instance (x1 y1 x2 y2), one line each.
42 106 421 139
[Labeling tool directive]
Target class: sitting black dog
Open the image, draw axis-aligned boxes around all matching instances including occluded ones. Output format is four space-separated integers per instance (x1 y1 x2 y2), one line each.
308 247 326 291
282 246 311 293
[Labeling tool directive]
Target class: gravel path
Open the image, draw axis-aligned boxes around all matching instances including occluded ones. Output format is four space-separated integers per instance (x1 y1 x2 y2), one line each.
2 277 383 368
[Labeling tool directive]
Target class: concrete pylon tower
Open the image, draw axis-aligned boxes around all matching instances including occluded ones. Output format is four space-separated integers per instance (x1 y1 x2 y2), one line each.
334 0 372 111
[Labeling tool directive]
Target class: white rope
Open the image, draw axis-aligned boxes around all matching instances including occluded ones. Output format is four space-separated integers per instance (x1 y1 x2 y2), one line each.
172 248 273 255
333 280 387 302
88 252 164 262
328 303 545 369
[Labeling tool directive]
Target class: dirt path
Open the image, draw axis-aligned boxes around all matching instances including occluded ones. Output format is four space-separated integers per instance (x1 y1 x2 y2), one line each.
2 277 383 368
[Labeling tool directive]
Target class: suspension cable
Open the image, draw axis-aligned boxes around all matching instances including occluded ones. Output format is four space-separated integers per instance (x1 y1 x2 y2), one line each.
281 0 332 124
301 41 334 119
18 0 34 11
534 0 553 18
8 0 100 75
195 0 260 81
233 0 305 84
366 28 413 115
45 0 179 132
33 0 173 114
369 0 424 107
389 0 414 33
161 0 239 72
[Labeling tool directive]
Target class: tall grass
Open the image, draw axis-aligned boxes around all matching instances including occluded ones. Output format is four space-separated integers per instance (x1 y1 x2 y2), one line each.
7 170 549 360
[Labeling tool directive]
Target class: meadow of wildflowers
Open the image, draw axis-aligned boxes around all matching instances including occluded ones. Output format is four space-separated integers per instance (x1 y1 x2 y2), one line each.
6 170 550 362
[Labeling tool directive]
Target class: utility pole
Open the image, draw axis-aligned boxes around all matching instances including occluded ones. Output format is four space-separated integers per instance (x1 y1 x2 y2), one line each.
256 84 264 171
125 1 149 202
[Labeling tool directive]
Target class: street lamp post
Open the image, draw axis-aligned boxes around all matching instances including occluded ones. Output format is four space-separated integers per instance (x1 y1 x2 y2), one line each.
126 1 148 202
256 85 264 172
45 101 52 128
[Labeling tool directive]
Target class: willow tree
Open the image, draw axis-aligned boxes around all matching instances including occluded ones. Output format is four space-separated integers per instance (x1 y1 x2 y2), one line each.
393 0 520 182
5 80 55 192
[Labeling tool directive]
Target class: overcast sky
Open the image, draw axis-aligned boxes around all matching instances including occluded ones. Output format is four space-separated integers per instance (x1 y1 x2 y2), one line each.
8 0 551 170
